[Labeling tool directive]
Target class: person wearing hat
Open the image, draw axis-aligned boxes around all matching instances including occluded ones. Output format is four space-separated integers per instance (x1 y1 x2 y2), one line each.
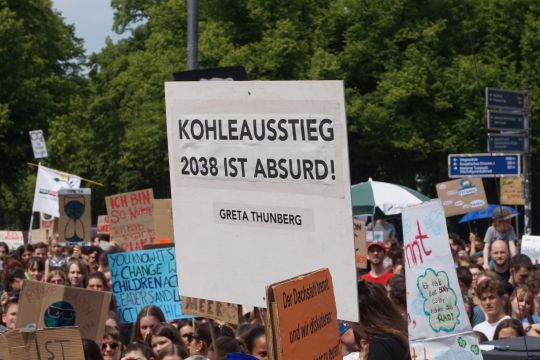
483 207 517 270
361 241 393 286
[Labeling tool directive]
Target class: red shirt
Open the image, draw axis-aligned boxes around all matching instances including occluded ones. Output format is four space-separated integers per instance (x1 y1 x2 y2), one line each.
361 271 394 286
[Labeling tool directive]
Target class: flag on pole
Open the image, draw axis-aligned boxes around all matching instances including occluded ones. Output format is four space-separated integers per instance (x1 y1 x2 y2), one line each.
32 165 82 217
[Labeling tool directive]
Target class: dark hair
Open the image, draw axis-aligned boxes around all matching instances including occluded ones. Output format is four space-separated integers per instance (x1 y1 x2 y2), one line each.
151 322 183 344
157 343 189 360
3 295 19 313
244 325 265 354
0 242 9 254
448 233 464 249
33 242 48 251
212 336 242 359
493 318 525 340
387 274 406 308
131 305 166 343
474 330 488 344
355 280 410 356
122 342 155 360
87 271 108 290
195 322 220 350
83 338 103 360
25 256 45 272
476 277 505 298
456 266 473 288
4 267 24 291
16 244 34 262
511 254 533 271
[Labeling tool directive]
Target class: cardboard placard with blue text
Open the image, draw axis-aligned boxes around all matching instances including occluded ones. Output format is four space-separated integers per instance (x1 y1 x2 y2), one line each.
109 248 192 323
402 200 482 359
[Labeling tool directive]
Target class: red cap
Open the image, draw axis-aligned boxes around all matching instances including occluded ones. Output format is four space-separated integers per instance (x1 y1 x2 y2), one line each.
367 241 387 252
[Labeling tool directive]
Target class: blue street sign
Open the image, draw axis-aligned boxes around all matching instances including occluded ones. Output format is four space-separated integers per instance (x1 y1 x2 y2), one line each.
487 110 527 131
486 88 528 110
448 154 520 178
488 134 527 152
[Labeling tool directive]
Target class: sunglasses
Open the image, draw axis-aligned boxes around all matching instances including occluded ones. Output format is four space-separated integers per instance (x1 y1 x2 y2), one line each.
102 342 119 350
184 334 200 343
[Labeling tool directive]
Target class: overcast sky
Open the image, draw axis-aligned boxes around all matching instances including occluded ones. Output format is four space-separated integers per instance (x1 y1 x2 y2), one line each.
51 0 124 55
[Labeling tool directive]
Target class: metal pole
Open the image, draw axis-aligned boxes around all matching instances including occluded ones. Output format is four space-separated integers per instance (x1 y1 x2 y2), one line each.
187 0 198 70
524 91 532 234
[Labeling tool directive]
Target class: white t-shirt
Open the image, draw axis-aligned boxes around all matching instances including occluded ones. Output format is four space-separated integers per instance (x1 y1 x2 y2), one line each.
343 352 360 360
473 315 510 340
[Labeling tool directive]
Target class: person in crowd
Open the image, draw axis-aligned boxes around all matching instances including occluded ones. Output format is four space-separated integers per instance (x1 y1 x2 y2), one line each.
1 296 18 331
157 343 190 360
67 257 88 287
493 318 525 340
46 240 67 277
106 310 121 332
83 338 104 360
16 244 34 265
131 305 166 343
527 271 540 323
473 277 510 340
208 336 242 360
361 242 393 285
3 267 24 292
507 254 534 295
0 242 9 257
483 207 517 270
354 280 410 359
387 274 408 321
47 269 67 285
176 320 196 347
510 285 534 324
338 324 359 359
33 242 49 261
456 266 485 326
469 264 484 296
187 322 217 358
449 233 465 267
151 322 187 356
242 325 268 360
85 245 103 273
468 232 484 258
102 325 124 360
87 271 109 291
490 240 510 284
25 256 45 281
121 342 155 360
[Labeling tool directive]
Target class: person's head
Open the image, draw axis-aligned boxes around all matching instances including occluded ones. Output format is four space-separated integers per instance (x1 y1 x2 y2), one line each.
33 242 49 260
177 320 195 347
490 240 509 268
0 242 9 256
187 322 218 356
2 296 18 330
476 277 506 321
67 258 88 287
25 256 45 281
4 267 25 291
244 325 268 360
492 207 513 232
208 336 242 360
156 343 189 360
366 242 386 266
469 264 484 290
131 305 166 343
83 338 103 360
355 280 408 354
150 323 185 355
51 240 64 256
527 271 540 312
87 271 108 291
17 244 34 264
47 269 67 285
102 325 124 360
448 233 463 257
121 342 155 360
510 254 533 285
493 318 525 340
510 285 534 320
456 266 472 296
106 310 120 332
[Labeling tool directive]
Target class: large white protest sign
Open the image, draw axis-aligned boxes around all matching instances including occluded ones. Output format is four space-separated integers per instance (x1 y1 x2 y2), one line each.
165 81 358 321
522 235 540 264
402 200 482 359
32 165 81 217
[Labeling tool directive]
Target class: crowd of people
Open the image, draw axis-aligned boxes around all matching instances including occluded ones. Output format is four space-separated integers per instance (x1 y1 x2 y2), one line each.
0 206 536 359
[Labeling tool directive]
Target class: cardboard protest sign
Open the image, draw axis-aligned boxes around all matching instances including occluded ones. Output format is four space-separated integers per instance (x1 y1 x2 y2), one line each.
16 281 111 343
521 235 540 264
500 176 525 205
353 219 367 269
154 199 174 242
182 296 240 324
97 215 110 235
30 229 48 244
0 231 24 250
109 247 191 323
58 189 91 244
165 80 358 321
402 200 482 359
40 212 58 233
436 178 488 217
266 268 341 360
106 189 156 251
0 327 84 360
